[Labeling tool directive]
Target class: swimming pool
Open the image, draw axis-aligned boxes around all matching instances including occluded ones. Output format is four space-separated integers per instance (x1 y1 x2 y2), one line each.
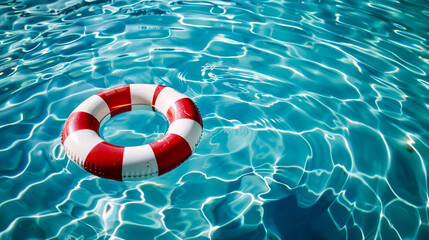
0 0 428 239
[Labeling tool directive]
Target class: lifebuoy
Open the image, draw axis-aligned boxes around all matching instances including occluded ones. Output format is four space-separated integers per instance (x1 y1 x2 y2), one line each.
61 84 203 181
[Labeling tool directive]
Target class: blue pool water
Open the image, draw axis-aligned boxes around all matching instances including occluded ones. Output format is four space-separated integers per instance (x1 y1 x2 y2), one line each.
0 0 428 239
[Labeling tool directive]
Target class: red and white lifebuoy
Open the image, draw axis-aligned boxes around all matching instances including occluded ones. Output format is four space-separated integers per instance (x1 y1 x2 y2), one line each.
61 84 203 181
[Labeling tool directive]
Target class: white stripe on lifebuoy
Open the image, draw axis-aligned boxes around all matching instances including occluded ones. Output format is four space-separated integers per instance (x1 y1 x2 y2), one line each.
63 129 103 167
167 118 202 152
61 84 203 181
130 84 156 106
154 87 187 115
122 145 158 180
72 95 110 122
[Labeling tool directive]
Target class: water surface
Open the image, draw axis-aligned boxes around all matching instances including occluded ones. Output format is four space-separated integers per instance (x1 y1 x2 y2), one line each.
0 0 428 239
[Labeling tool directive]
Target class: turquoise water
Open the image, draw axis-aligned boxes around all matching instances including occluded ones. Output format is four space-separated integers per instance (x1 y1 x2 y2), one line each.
0 0 428 239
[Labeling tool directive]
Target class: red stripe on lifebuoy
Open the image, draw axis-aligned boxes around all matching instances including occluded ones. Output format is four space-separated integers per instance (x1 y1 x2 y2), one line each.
85 142 124 181
166 98 203 127
152 85 166 111
149 133 192 176
110 106 132 118
61 111 100 144
97 85 132 117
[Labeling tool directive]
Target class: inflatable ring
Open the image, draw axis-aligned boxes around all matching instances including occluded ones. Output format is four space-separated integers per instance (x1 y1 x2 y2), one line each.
61 84 203 181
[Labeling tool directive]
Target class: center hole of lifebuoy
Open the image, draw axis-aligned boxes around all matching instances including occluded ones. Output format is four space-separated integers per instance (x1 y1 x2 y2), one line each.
99 105 168 147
